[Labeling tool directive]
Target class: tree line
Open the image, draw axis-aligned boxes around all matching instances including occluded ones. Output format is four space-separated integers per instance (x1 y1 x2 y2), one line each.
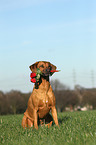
0 80 96 115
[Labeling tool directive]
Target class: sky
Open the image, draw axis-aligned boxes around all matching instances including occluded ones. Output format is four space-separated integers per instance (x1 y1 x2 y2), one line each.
0 0 96 92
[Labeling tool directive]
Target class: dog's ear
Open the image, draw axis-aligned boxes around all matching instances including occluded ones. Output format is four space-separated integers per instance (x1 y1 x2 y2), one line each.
29 62 38 72
49 62 57 71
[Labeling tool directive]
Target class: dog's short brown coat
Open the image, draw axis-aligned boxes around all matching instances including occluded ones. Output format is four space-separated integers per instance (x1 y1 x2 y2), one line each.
22 61 59 129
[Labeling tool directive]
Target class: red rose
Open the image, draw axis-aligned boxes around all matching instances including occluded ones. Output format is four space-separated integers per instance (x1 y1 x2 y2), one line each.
30 72 36 78
31 78 36 83
30 73 36 83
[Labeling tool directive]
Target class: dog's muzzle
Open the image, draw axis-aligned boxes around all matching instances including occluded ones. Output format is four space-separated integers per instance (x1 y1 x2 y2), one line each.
42 69 51 76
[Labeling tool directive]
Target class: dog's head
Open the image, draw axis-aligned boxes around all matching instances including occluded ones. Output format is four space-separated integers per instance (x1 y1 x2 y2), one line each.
29 61 57 76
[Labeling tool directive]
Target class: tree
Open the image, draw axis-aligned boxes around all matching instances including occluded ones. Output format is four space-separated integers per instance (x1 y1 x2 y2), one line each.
55 90 79 112
6 90 25 114
51 79 69 91
0 91 9 115
83 89 96 109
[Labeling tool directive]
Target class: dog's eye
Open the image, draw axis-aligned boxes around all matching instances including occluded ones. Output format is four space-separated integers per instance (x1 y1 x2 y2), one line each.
39 65 44 68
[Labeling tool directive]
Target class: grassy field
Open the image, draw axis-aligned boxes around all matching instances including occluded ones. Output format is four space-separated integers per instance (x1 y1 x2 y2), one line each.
0 111 96 145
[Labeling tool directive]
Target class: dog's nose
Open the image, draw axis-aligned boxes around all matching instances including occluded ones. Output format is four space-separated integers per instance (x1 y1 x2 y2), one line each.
46 68 49 72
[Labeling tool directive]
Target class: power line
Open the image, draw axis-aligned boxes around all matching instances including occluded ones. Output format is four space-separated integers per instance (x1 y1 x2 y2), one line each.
91 70 95 88
73 69 76 88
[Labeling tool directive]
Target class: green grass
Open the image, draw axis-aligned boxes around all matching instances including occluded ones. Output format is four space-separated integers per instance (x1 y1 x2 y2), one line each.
0 111 96 145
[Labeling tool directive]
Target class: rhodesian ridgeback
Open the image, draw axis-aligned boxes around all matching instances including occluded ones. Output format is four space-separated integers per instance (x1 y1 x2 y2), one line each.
22 61 59 129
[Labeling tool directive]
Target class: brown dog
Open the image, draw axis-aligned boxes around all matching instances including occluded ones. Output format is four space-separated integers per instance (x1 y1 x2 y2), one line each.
22 61 59 129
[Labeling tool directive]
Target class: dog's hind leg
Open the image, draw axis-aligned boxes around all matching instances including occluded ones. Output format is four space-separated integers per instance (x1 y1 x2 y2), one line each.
45 121 53 128
27 118 33 128
45 113 53 128
21 115 28 128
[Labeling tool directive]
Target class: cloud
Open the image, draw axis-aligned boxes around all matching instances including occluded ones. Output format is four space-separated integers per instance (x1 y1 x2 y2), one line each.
22 41 32 46
29 17 96 33
0 0 34 11
0 0 72 11
0 0 59 11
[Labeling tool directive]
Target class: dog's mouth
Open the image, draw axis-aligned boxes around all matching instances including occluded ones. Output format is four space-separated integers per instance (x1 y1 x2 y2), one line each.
42 69 51 76
30 68 60 83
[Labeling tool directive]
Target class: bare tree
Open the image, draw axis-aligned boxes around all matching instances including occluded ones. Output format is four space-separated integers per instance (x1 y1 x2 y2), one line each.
6 90 25 114
0 91 9 115
51 79 69 91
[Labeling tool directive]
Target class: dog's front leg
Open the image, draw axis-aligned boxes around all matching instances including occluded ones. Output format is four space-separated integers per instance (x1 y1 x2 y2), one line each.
33 109 38 129
51 106 59 127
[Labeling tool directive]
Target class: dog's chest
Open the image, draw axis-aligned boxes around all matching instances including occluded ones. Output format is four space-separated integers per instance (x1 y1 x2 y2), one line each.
38 94 52 118
37 82 53 107
38 94 52 109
